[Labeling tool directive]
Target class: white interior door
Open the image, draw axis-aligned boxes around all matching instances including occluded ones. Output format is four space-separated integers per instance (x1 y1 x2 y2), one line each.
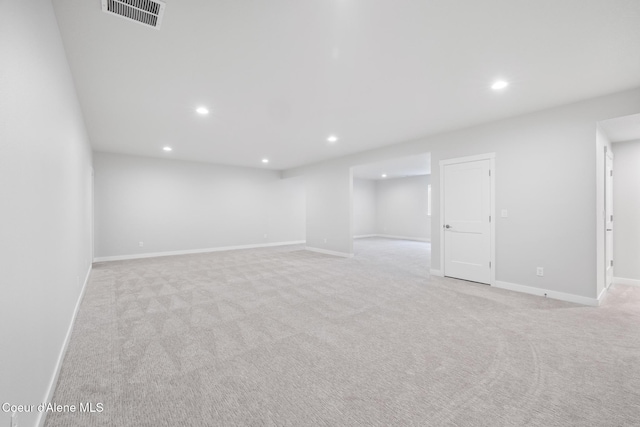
605 151 614 288
443 159 492 284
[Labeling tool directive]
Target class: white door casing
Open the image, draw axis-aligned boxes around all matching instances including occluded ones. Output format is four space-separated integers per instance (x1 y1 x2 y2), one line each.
440 154 495 285
605 150 614 288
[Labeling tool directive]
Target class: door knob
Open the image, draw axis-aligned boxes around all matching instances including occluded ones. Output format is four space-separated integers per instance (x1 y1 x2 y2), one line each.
444 224 451 229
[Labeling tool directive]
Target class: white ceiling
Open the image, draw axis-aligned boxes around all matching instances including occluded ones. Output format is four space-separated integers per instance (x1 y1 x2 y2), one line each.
599 113 640 143
353 154 430 180
51 0 640 170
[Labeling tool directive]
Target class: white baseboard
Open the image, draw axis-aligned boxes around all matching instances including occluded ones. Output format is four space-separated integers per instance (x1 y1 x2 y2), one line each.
376 234 430 242
37 263 92 427
305 246 354 258
597 286 609 305
613 277 640 287
94 240 306 262
430 269 443 277
493 280 599 307
352 234 431 243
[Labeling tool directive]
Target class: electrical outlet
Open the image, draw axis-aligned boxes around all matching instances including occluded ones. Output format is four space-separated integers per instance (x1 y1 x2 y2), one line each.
501 209 508 218
139 241 144 247
536 267 544 276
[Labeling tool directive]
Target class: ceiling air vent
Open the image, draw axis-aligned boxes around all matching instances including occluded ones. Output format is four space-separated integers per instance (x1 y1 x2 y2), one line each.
101 0 166 30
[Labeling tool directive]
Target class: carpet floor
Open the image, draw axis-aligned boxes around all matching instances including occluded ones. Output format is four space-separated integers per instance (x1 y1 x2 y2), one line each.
46 238 640 426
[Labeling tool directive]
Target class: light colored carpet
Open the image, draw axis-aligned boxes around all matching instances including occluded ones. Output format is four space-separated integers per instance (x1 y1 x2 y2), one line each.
46 238 640 426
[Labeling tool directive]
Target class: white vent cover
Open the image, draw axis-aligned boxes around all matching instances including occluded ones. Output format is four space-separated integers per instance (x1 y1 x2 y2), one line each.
101 0 166 30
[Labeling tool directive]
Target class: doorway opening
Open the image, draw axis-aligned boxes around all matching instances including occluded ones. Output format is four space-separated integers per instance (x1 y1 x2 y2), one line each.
597 113 640 297
350 153 432 271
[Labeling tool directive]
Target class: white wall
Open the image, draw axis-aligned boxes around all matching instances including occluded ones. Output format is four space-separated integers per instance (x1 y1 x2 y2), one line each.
612 140 640 283
305 166 353 256
353 178 377 236
0 1 93 426
94 152 305 258
376 175 431 241
284 89 640 301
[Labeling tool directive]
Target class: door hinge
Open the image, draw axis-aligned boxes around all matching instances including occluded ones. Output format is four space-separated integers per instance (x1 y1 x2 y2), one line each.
610 170 613 177
489 215 491 222
610 260 614 267
489 170 491 176
489 261 492 268
610 214 613 222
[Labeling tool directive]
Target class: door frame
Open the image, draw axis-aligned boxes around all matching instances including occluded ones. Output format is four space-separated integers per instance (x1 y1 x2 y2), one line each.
604 147 614 289
439 153 496 285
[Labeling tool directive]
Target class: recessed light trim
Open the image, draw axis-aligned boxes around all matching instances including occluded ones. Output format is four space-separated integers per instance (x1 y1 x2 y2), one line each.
163 146 172 152
381 174 387 178
262 158 269 164
196 106 209 115
491 80 509 90
327 135 338 143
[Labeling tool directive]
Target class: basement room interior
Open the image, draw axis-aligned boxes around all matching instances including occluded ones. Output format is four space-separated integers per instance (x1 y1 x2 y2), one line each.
1 1 640 426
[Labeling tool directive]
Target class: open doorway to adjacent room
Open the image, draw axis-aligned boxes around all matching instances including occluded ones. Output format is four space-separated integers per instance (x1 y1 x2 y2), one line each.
596 113 640 297
350 153 432 269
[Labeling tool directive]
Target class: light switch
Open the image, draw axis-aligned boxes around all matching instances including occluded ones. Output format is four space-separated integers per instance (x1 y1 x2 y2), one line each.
501 209 508 218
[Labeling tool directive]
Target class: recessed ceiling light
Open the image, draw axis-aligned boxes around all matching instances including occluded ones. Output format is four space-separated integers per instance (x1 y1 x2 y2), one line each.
262 158 269 164
196 107 209 115
163 146 172 152
381 174 387 178
491 80 509 90
327 135 338 143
